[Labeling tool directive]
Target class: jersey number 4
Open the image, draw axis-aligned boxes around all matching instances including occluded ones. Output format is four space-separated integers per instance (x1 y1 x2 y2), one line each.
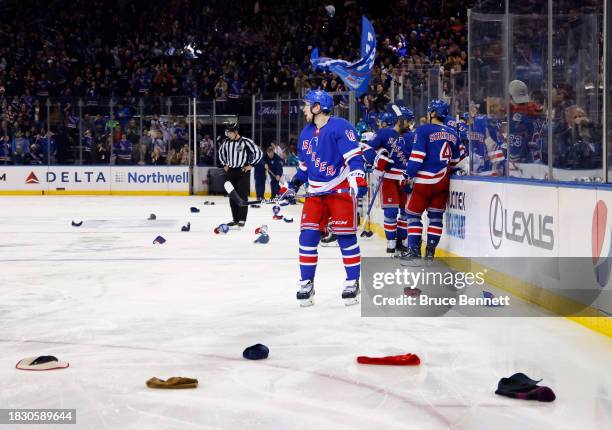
439 142 452 165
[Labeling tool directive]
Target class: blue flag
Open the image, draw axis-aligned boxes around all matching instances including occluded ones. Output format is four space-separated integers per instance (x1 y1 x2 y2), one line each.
310 16 376 96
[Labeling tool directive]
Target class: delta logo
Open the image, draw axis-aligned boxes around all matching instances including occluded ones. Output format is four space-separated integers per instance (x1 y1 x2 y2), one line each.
25 171 39 184
592 200 612 288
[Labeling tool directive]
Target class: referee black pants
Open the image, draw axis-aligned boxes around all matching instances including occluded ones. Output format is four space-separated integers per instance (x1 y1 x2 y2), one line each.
226 168 250 222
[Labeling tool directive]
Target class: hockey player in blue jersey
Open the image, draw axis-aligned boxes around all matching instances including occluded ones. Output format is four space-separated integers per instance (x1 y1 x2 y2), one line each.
363 105 415 255
401 100 461 261
470 114 506 176
279 90 367 306
508 80 545 166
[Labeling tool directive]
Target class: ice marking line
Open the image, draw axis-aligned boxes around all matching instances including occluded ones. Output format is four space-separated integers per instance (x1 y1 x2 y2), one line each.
0 257 339 263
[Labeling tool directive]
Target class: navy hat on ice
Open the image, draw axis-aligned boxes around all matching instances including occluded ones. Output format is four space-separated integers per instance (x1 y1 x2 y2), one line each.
153 235 166 244
190 207 200 213
254 234 270 244
243 344 269 360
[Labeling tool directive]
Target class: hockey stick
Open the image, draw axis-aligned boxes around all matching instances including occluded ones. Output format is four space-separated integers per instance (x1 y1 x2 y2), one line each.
359 173 384 238
224 181 351 207
360 146 398 238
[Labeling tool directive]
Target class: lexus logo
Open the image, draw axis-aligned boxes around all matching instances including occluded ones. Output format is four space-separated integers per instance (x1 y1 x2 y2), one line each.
489 194 503 249
488 193 554 250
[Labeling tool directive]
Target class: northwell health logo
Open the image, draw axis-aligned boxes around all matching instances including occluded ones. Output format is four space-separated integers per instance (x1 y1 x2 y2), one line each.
121 172 189 184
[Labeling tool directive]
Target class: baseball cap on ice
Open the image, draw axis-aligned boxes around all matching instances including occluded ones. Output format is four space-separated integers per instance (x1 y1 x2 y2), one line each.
509 80 529 104
16 355 69 370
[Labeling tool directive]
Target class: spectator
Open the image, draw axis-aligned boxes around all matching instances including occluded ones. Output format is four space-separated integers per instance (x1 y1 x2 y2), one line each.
114 134 133 165
263 144 284 198
0 135 12 164
199 134 215 165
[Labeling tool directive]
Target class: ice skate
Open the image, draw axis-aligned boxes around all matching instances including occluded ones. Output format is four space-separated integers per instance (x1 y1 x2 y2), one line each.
386 240 397 256
399 246 422 267
395 239 408 255
296 280 315 307
341 279 360 306
424 245 436 263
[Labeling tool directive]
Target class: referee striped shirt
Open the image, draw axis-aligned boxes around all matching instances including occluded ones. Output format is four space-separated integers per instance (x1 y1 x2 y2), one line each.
218 136 263 168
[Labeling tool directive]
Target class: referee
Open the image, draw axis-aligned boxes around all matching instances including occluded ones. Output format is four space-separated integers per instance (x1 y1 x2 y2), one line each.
218 122 263 227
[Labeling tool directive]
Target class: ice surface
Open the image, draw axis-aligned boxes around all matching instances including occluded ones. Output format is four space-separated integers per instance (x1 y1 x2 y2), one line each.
0 196 610 429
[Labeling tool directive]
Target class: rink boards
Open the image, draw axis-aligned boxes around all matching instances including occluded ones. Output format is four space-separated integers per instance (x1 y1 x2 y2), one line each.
0 165 190 195
425 177 612 336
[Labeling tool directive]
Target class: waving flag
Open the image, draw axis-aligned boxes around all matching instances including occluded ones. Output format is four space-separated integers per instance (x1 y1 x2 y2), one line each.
310 16 376 96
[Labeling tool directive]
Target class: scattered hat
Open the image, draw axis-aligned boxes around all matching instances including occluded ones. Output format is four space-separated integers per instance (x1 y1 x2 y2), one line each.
214 224 230 234
190 207 200 213
482 290 503 307
71 220 83 227
272 215 284 220
243 344 269 360
16 356 69 371
202 201 216 206
146 376 198 389
283 217 294 223
153 235 166 244
495 373 556 402
254 234 270 244
272 205 281 215
403 287 422 297
148 213 156 220
255 225 268 235
181 222 191 232
357 353 420 366
251 204 261 208
509 80 529 104
279 201 289 207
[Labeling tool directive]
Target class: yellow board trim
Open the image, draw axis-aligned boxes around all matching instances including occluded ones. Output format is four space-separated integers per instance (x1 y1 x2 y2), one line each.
0 190 189 196
367 221 611 338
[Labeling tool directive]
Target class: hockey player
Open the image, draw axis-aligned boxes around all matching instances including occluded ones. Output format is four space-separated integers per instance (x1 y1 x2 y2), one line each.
508 80 545 165
280 90 367 306
362 105 414 256
401 100 461 261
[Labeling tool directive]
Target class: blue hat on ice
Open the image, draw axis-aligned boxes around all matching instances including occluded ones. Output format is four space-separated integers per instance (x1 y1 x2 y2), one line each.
243 344 269 360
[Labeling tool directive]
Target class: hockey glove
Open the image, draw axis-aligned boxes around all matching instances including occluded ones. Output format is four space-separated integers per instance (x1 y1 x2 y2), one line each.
400 174 414 194
348 171 368 198
373 151 394 173
279 177 302 200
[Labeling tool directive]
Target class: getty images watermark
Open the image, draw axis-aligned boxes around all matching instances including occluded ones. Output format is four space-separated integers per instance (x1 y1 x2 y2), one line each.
360 257 609 317
370 266 510 308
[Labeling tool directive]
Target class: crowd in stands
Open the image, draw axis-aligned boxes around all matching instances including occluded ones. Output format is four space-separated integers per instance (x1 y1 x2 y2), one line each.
0 0 473 165
0 0 603 177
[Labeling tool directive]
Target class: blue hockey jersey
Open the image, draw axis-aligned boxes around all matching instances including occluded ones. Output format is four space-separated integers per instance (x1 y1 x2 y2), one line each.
508 110 544 163
470 115 506 176
406 123 461 184
363 127 411 180
296 117 364 191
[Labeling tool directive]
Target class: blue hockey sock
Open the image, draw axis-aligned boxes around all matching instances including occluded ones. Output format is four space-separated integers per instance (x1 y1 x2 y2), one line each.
337 234 360 281
407 210 423 249
427 209 444 247
383 207 398 241
299 229 320 281
397 208 408 241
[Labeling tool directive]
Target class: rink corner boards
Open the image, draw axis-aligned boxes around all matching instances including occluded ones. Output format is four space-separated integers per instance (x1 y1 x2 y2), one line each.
367 220 612 339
